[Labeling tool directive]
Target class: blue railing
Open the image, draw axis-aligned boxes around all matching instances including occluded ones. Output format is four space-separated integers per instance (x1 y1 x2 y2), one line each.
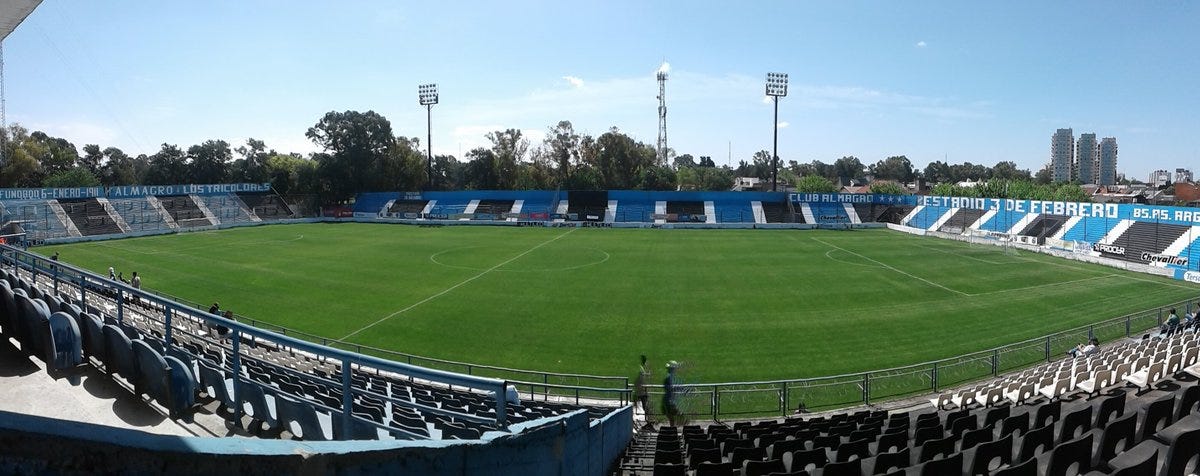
1 244 517 437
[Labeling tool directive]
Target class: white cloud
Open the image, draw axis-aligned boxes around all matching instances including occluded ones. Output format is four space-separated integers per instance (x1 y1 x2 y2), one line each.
422 68 990 157
916 41 927 48
656 61 670 74
562 76 585 88
25 120 119 146
258 134 318 155
777 121 790 129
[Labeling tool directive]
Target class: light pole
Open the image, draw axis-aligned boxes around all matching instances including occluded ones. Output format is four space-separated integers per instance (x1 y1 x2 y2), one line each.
765 72 788 192
418 83 438 189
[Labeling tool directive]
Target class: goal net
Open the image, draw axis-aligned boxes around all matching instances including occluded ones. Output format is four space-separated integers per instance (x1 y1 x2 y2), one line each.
966 230 1021 256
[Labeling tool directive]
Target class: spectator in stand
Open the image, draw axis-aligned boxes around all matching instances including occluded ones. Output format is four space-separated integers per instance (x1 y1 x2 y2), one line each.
130 272 142 305
108 266 115 280
662 361 680 427
216 310 236 340
208 302 220 315
1068 342 1086 358
1082 337 1099 357
634 355 650 420
1165 308 1181 336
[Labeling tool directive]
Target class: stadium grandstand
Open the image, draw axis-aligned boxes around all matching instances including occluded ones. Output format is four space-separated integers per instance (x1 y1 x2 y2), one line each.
2 183 1200 475
4 0 1199 472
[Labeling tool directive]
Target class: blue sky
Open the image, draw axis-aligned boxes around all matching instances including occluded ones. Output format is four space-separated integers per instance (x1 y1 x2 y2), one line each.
4 1 1198 180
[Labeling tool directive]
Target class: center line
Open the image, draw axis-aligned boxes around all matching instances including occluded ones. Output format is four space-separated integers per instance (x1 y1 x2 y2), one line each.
811 237 969 296
338 228 577 341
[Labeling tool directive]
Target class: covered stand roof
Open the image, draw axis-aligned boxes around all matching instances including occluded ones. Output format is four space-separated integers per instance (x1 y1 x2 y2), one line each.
1 0 42 41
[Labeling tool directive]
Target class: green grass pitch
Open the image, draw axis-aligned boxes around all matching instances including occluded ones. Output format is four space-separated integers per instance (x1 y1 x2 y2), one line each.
38 223 1198 384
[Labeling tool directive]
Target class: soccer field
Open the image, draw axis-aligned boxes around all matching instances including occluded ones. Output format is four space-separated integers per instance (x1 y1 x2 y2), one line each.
38 223 1198 384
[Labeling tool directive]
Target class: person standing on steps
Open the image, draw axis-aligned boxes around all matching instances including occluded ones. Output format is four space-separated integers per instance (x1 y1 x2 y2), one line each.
662 361 680 427
634 355 651 420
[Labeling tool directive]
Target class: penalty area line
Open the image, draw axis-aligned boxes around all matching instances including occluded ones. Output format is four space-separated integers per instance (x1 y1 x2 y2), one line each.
337 227 577 341
811 237 969 296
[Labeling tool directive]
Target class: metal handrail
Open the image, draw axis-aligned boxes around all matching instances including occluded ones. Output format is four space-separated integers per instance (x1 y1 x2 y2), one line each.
16 240 1197 419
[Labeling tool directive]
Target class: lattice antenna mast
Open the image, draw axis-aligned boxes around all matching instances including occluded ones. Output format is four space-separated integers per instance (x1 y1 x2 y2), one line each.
1 41 6 168
656 68 668 165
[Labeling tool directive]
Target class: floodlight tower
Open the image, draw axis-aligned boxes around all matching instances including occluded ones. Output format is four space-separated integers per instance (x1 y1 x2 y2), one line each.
418 83 438 189
656 70 668 165
765 72 788 191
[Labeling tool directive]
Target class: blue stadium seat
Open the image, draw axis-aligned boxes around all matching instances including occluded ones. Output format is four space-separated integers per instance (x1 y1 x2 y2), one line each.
275 393 332 441
46 311 83 374
197 363 235 413
133 339 170 404
102 324 138 384
239 381 279 433
0 280 14 336
80 313 106 365
164 355 196 420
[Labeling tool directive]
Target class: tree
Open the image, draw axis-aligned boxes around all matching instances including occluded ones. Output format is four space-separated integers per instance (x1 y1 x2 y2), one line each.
793 175 838 193
100 147 144 185
678 165 735 191
949 162 989 182
232 138 272 183
637 165 677 190
43 167 101 188
0 146 39 188
563 164 605 190
80 144 105 176
28 131 80 177
1053 183 1091 202
543 121 580 185
749 150 773 180
672 153 696 169
923 161 953 184
869 155 915 183
869 181 907 195
833 156 865 184
1034 166 1053 185
187 139 233 184
265 153 309 194
595 127 655 189
376 136 428 191
462 147 499 190
430 154 464 191
697 156 716 168
306 110 396 201
485 129 527 189
142 144 189 185
991 160 1030 181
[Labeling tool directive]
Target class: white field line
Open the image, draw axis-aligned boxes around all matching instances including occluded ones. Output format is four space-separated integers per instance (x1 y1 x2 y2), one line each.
1116 273 1200 291
94 234 304 255
338 228 578 341
912 243 1014 265
967 274 1122 297
811 237 969 296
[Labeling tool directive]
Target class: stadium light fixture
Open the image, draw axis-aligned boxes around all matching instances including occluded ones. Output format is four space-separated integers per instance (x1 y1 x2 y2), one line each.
418 83 438 189
765 72 788 192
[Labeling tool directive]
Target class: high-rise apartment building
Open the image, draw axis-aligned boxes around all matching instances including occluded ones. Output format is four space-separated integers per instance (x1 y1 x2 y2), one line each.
1098 137 1118 186
1075 133 1098 184
1149 169 1171 187
1176 168 1193 183
1051 128 1074 183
